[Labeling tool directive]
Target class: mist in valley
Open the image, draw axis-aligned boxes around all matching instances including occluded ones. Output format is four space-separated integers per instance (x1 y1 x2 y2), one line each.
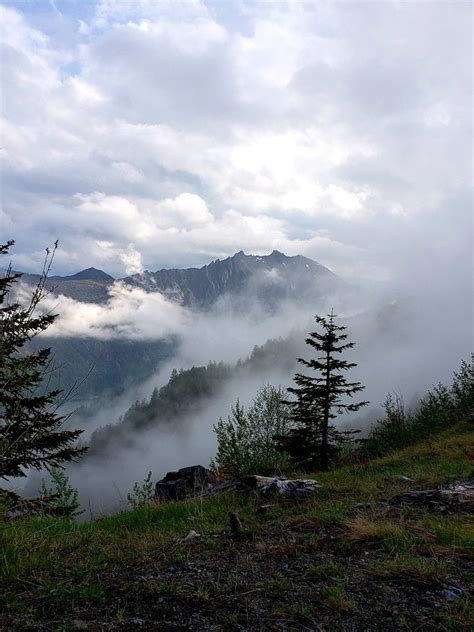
18 257 469 517
2 0 471 520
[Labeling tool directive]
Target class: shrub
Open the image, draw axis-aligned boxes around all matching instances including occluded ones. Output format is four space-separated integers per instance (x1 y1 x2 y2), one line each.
127 471 154 508
363 360 473 456
39 468 82 519
211 384 292 478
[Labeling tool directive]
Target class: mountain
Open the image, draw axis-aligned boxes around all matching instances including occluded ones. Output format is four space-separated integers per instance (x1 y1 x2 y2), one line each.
19 251 342 398
32 336 176 400
21 267 114 304
50 267 115 283
21 251 340 309
123 250 340 309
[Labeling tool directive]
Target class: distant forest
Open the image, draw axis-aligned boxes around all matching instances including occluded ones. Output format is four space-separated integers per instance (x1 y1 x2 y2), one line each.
86 336 301 457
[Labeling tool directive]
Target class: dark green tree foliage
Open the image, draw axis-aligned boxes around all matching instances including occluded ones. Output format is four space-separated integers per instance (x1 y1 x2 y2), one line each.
281 310 368 470
0 241 87 482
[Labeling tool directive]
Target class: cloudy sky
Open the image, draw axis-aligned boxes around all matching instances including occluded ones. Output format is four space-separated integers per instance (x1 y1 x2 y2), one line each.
1 0 471 286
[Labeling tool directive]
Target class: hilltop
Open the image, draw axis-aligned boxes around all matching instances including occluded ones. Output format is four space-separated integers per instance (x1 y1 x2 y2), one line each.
1 422 473 630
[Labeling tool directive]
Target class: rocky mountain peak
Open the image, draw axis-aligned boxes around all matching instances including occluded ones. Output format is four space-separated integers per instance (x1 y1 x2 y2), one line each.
62 268 115 283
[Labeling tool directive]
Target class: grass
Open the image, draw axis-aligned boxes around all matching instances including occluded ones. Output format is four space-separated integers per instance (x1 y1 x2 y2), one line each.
307 560 347 581
368 554 449 581
261 572 292 598
1 422 473 629
319 585 357 612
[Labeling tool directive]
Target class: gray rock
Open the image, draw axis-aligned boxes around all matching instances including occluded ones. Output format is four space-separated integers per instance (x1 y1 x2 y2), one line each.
441 587 463 602
183 529 201 545
155 465 216 503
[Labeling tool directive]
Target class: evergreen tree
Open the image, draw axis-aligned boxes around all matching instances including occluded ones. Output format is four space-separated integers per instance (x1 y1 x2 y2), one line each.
281 310 368 470
0 241 87 484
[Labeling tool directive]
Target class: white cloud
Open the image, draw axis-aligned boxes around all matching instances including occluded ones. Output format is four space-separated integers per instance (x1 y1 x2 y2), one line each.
1 0 471 294
119 246 143 276
155 193 213 227
22 281 188 340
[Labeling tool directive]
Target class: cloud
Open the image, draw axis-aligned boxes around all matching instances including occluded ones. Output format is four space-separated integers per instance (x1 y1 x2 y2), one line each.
0 0 470 302
155 193 213 227
20 281 188 340
119 246 143 275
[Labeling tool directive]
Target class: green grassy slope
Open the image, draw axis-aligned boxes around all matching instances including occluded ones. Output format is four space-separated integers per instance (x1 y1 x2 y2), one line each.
1 423 473 631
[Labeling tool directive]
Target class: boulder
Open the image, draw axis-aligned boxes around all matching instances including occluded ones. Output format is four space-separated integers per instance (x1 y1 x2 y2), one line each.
155 465 216 502
154 467 320 503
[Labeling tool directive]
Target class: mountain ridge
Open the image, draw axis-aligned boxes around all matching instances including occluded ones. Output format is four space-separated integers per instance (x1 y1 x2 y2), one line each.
21 250 341 397
122 250 339 308
19 250 340 309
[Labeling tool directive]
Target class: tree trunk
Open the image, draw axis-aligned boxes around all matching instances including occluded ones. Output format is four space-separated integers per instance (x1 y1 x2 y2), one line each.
321 347 331 470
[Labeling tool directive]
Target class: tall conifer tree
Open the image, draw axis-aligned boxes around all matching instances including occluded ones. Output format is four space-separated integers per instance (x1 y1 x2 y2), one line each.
0 241 87 485
282 310 368 470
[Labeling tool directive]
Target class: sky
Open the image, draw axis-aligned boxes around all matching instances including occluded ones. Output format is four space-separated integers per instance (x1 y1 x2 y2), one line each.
1 0 472 288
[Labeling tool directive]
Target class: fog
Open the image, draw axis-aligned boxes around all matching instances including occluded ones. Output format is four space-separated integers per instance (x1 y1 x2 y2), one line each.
1 0 471 530
15 257 469 517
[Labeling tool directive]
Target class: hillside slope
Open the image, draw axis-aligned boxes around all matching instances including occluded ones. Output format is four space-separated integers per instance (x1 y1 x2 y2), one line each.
1 424 472 630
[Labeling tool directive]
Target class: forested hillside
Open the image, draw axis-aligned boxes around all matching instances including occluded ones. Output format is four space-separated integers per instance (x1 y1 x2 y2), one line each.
86 336 300 456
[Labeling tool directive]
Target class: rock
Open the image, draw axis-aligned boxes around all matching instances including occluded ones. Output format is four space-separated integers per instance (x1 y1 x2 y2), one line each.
154 468 320 503
391 480 474 513
240 475 320 498
155 478 188 502
441 587 463 602
183 529 201 545
155 465 216 503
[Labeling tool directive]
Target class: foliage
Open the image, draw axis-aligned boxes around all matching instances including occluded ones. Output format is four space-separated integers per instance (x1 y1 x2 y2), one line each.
363 359 474 455
39 468 82 519
0 241 87 483
212 384 292 477
89 361 233 454
281 310 367 471
127 471 154 508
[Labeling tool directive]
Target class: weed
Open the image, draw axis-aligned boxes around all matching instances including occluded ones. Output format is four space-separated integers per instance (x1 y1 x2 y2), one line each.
307 560 347 582
39 469 82 519
319 585 357 612
261 573 291 598
369 555 448 581
290 599 314 620
195 582 212 602
345 515 416 551
127 471 155 508
432 597 474 630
